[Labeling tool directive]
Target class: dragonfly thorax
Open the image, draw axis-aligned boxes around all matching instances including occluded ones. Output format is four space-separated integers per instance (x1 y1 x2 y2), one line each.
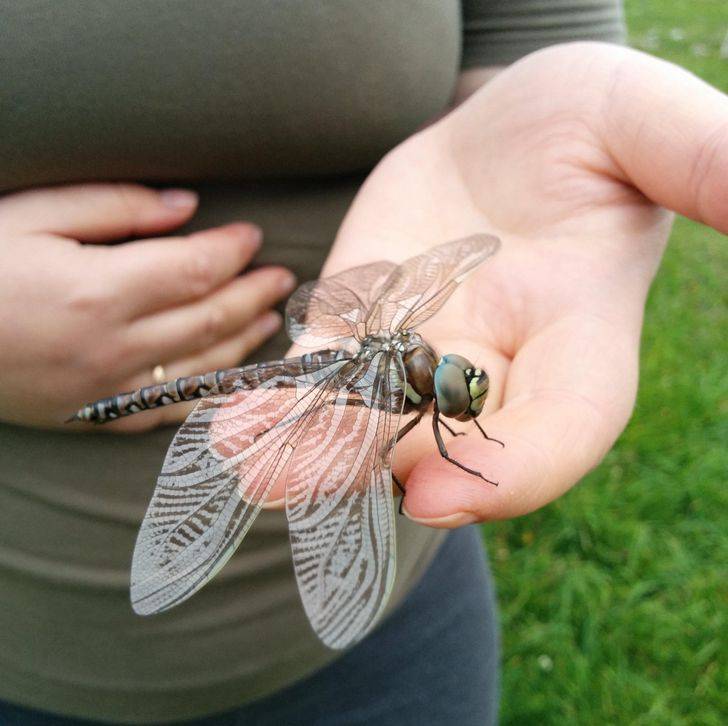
400 339 439 411
359 330 417 356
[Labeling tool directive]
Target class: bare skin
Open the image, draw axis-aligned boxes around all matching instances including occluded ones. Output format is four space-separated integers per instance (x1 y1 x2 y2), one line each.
3 42 725 530
0 185 295 429
275 42 726 525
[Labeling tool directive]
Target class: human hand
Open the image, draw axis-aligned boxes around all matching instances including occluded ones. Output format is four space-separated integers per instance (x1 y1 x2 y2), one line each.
0 183 295 430
312 42 728 525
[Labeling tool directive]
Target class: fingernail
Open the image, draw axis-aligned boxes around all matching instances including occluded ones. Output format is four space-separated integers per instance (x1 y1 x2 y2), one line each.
159 188 198 209
258 311 282 335
278 271 297 294
402 508 479 527
261 497 285 510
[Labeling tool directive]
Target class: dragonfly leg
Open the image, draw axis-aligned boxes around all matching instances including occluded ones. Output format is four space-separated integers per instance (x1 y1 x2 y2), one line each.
439 419 466 438
392 474 406 515
394 412 424 445
473 418 505 448
433 405 498 486
389 412 425 515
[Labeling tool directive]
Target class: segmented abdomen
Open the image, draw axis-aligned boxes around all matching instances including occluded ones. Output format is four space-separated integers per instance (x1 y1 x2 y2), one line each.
68 350 348 424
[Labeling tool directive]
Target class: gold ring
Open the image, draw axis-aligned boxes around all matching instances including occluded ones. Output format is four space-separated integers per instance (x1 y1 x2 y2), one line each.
152 364 167 384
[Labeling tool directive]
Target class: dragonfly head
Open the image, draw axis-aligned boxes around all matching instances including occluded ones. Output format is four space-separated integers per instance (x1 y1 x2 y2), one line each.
433 354 490 421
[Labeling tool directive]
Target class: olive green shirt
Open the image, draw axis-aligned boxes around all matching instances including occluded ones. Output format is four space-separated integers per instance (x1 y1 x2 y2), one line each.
0 1 624 722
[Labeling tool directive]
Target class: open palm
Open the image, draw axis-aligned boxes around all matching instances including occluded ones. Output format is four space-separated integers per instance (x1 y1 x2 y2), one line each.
314 42 728 525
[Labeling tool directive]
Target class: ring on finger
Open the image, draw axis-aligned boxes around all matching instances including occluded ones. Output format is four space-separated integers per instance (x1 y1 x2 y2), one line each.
152 364 167 384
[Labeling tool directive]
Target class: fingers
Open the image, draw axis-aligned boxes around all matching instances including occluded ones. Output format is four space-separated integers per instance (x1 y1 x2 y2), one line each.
124 311 282 390
599 45 728 233
165 312 282 378
401 313 639 525
0 183 198 241
122 312 282 411
108 222 263 316
123 307 282 434
122 267 295 371
93 312 283 433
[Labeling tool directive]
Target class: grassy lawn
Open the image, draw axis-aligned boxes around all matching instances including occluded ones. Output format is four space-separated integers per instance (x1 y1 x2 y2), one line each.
487 3 728 724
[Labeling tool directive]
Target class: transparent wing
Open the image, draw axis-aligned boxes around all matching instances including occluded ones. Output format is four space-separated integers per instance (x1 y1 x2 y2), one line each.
285 260 396 347
285 235 500 347
367 234 501 334
286 351 405 649
130 352 354 615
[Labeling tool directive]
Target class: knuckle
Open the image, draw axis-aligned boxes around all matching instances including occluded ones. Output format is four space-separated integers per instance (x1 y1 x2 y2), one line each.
111 181 149 205
109 183 155 237
244 271 286 309
182 251 216 297
63 277 119 316
245 289 270 316
200 303 228 345
236 330 259 359
76 334 121 385
111 182 146 214
689 119 728 224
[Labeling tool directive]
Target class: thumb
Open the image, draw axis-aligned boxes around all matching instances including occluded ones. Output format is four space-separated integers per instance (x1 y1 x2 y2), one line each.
401 314 639 526
0 182 198 242
601 46 728 234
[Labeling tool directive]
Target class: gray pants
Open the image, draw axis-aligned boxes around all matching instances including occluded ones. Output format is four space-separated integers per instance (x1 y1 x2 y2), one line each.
0 526 500 726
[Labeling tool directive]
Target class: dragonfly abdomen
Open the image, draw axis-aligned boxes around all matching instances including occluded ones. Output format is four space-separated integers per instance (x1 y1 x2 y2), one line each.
69 370 237 424
69 350 350 425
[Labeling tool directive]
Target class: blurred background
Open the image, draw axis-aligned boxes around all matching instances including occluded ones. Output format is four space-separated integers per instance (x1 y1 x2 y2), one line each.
486 2 727 724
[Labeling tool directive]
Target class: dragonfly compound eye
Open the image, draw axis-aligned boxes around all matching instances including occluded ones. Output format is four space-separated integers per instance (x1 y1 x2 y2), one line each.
434 354 490 420
434 354 474 419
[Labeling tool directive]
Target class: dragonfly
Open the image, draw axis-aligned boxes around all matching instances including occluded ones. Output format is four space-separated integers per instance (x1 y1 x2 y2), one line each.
69 234 503 649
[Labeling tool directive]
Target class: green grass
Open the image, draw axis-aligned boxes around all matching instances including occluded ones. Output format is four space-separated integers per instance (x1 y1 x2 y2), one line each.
487 3 728 724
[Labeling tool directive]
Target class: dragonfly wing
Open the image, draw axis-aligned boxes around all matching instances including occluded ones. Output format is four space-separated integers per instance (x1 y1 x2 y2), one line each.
130 353 353 615
285 260 396 347
286 351 405 649
366 234 501 334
